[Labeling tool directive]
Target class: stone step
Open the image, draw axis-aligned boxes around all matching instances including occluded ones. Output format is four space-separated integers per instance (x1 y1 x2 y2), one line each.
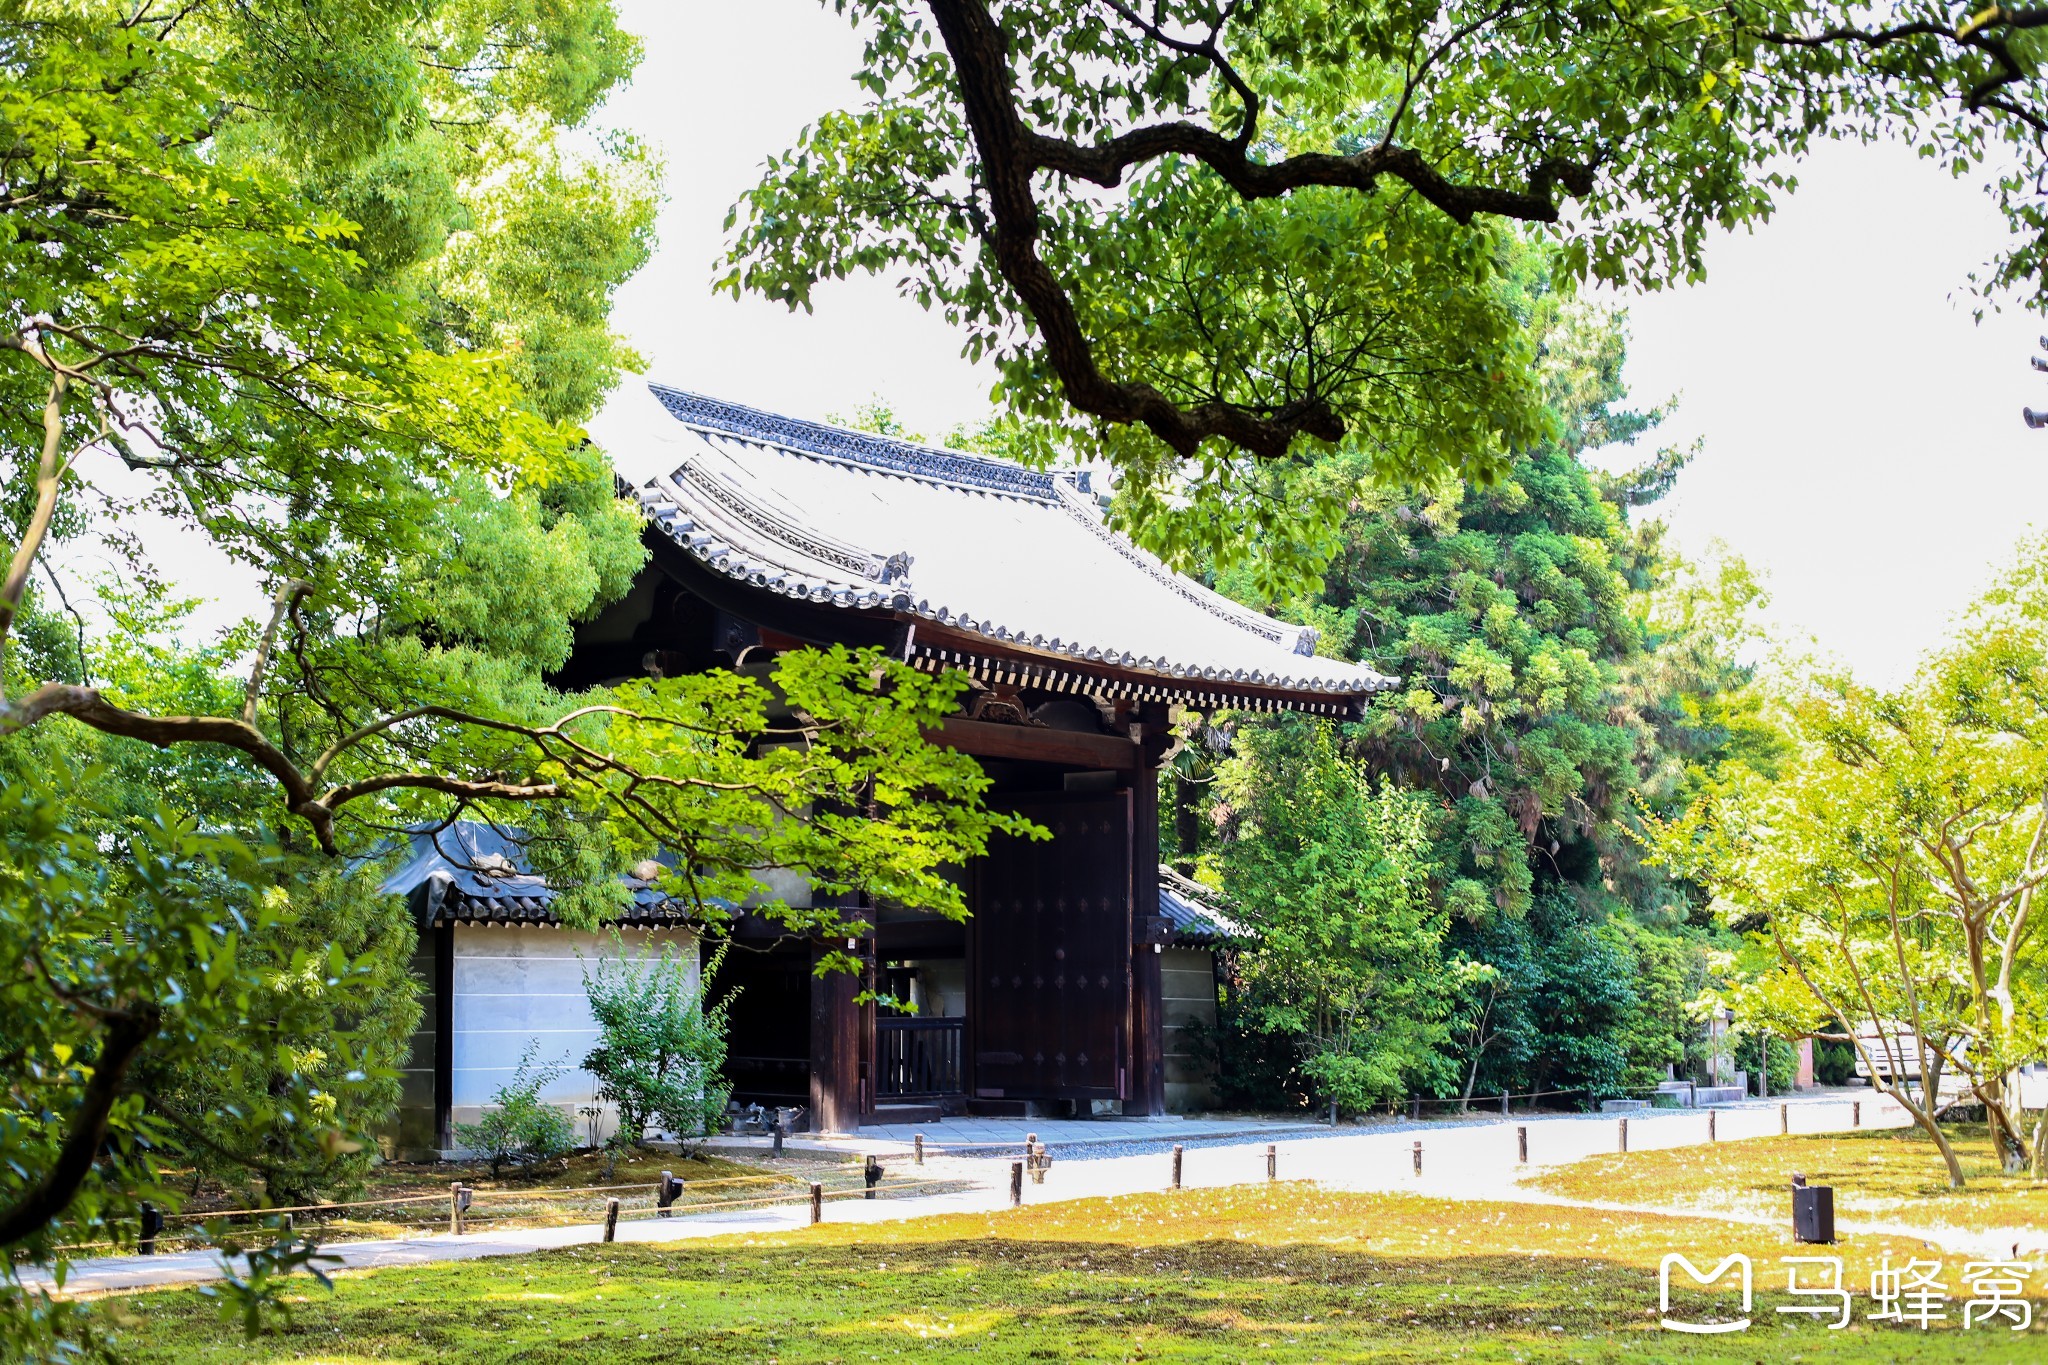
864 1102 941 1126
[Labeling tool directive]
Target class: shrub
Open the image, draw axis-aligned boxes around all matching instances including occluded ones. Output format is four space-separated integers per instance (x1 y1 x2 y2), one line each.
1813 1039 1859 1087
582 937 732 1150
455 1042 576 1179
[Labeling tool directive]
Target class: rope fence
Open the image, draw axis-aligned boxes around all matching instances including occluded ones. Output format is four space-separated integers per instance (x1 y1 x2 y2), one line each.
51 1095 1914 1261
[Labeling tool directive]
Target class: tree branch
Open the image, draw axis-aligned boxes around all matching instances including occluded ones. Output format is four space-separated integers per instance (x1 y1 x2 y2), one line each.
0 1005 160 1249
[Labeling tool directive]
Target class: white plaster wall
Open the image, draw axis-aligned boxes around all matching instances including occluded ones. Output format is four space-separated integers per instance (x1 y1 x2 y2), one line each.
449 924 699 1141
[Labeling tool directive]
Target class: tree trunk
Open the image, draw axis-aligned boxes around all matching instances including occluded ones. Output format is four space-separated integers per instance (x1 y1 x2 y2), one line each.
1892 1087 1968 1188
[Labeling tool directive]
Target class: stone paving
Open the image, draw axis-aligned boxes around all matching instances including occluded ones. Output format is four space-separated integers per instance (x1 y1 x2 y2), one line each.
39 1090 2022 1301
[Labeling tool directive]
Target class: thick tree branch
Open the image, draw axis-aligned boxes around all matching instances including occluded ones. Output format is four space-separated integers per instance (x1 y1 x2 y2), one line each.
0 1005 160 1249
924 0 1593 460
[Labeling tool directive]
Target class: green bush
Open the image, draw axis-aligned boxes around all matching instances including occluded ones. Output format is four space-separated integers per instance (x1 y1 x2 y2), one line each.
1812 1039 1859 1087
456 1043 577 1179
583 937 732 1150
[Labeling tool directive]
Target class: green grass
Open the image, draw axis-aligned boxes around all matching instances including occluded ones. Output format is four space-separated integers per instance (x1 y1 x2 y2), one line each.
102 1184 2044 1362
1529 1123 2048 1236
119 1149 880 1254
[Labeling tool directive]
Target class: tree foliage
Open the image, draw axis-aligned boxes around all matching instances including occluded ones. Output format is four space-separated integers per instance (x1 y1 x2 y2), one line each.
729 0 2048 574
1186 291 1743 1110
1212 719 1451 1112
1664 538 2048 1185
0 8 1040 1351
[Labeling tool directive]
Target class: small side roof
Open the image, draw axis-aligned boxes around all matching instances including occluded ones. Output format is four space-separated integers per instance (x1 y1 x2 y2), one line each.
606 385 1392 716
377 823 696 928
1158 866 1249 946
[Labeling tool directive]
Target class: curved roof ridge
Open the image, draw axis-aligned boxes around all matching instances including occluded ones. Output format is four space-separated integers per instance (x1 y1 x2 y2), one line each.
648 384 1062 502
1049 480 1319 657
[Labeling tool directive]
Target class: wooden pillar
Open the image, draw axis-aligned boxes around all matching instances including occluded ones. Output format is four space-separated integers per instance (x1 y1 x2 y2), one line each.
810 937 863 1133
1127 760 1167 1116
432 922 454 1152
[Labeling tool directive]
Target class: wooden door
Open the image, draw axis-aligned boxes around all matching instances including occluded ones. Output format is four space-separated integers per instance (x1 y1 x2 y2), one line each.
971 792 1132 1100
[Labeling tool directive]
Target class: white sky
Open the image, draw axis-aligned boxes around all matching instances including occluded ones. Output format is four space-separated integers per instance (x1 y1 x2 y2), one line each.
88 0 2048 686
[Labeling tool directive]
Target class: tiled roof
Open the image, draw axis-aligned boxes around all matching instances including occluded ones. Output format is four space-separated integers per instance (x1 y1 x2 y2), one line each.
614 385 1392 712
377 823 700 929
1158 866 1248 946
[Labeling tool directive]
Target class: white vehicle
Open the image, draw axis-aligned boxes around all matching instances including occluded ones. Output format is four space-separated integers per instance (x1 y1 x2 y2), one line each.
1847 1022 1971 1092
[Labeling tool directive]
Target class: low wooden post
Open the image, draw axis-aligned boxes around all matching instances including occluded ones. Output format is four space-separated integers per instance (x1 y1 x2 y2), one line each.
138 1202 162 1256
1852 1100 1861 1128
1500 1090 1510 1117
1170 1144 1184 1190
1412 1140 1423 1176
1779 1102 1789 1136
1029 1142 1049 1185
809 1182 823 1225
603 1198 620 1243
449 1181 465 1236
914 1133 925 1166
1266 1144 1277 1180
772 1120 785 1158
1009 1161 1023 1208
1619 1117 1629 1153
1516 1125 1528 1165
1708 1109 1718 1143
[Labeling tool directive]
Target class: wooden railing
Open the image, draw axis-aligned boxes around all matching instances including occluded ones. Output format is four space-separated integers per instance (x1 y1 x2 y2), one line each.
876 1017 964 1098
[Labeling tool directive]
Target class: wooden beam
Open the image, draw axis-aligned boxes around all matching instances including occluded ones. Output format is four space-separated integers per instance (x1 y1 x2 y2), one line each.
926 717 1140 770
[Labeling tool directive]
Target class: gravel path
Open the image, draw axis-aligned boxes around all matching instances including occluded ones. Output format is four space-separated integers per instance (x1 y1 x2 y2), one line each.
36 1091 1990 1299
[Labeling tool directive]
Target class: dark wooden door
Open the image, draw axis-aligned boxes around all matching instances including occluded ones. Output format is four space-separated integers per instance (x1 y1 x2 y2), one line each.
971 792 1132 1100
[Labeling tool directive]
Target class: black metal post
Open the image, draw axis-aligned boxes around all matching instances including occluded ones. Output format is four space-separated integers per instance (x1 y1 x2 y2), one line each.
863 1154 882 1200
138 1202 162 1256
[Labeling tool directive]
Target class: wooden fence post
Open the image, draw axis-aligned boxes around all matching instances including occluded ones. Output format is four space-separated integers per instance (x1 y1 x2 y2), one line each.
1852 1100 1861 1128
603 1198 620 1243
1170 1144 1184 1190
1708 1109 1717 1143
1266 1144 1277 1180
914 1133 925 1166
449 1181 464 1236
1412 1140 1423 1176
1009 1161 1023 1208
1516 1125 1528 1165
809 1182 823 1225
1619 1117 1629 1153
1779 1102 1789 1135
